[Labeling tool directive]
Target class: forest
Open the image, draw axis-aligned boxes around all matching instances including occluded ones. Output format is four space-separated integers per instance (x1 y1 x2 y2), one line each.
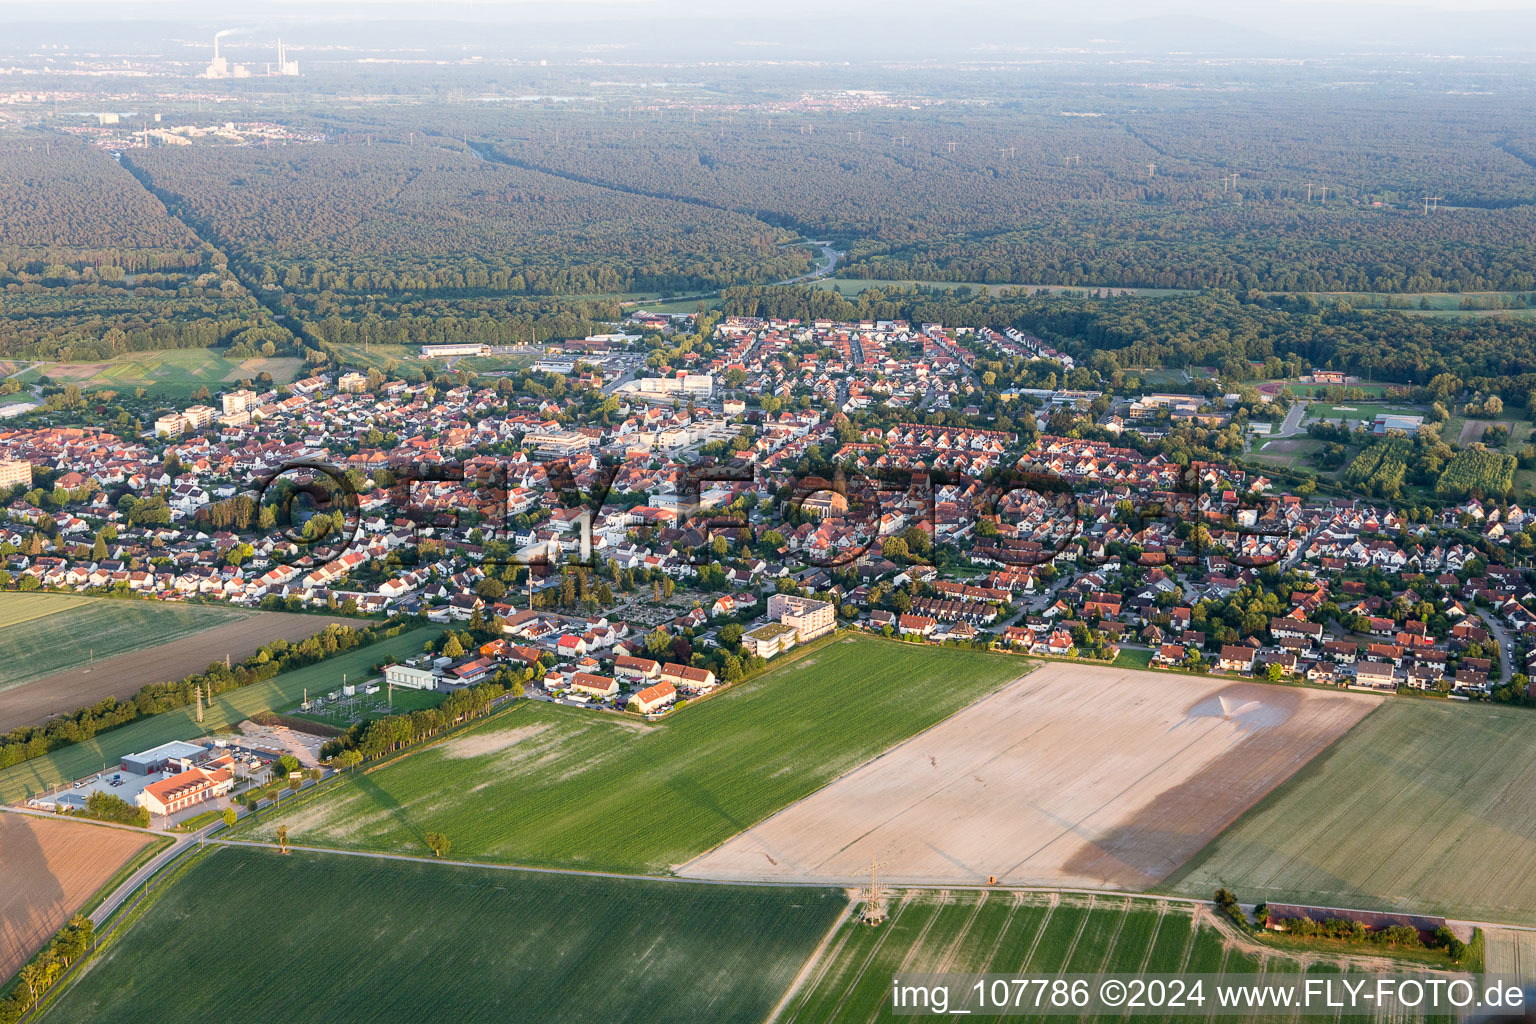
452 91 1536 292
7 78 1536 372
128 140 811 297
0 143 283 360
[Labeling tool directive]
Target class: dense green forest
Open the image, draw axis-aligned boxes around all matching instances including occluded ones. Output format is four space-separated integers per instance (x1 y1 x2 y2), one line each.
459 95 1536 292
7 78 1536 369
129 140 810 297
0 143 283 360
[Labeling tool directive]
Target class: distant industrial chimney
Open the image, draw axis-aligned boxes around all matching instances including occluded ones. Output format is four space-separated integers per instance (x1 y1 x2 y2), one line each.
203 29 235 79
275 38 299 77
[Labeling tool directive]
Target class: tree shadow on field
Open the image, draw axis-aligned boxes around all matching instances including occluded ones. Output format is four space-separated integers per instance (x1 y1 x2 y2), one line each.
350 772 427 851
664 773 747 838
0 813 68 979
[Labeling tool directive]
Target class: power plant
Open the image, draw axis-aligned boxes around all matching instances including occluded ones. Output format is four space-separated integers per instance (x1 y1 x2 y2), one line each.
201 29 245 79
274 39 300 77
200 32 298 79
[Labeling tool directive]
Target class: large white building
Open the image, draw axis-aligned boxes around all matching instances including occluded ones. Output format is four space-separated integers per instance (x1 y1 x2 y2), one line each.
0 459 32 490
384 660 441 691
617 373 713 401
767 594 836 642
420 343 491 359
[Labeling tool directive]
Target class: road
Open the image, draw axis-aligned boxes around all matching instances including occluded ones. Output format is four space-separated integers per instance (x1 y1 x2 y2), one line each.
1480 611 1515 685
633 242 844 313
0 804 217 926
779 242 840 286
13 775 1535 980
1273 400 1310 438
186 835 1536 939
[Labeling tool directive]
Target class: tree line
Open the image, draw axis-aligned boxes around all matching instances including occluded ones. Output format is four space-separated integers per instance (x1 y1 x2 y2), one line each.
0 620 411 770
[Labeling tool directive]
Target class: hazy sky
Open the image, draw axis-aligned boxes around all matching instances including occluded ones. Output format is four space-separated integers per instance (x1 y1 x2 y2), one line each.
7 0 1536 57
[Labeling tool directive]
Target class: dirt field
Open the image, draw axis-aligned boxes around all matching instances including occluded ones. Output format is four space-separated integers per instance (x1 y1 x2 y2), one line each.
0 812 152 980
0 613 367 733
678 663 1380 890
1457 418 1499 445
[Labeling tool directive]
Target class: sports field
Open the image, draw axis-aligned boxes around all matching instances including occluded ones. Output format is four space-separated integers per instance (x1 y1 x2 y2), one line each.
0 594 245 693
0 813 153 982
39 846 846 1024
0 627 437 805
1166 700 1536 923
243 636 1027 873
683 664 1379 890
33 349 302 399
782 890 1446 1024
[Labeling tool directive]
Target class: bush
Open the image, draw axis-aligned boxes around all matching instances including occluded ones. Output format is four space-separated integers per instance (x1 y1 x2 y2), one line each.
76 790 150 827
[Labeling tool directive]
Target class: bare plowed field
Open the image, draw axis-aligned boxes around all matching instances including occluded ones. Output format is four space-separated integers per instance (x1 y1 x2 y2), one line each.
0 613 366 733
679 664 1380 889
0 813 151 980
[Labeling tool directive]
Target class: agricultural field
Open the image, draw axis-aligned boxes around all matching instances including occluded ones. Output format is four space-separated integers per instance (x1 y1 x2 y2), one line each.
242 636 1026 873
0 609 370 734
34 348 301 398
782 890 1450 1024
682 664 1379 890
1484 927 1536 982
1436 446 1517 499
0 594 245 694
0 592 94 630
1165 700 1536 923
0 813 153 982
39 845 845 1024
0 627 436 805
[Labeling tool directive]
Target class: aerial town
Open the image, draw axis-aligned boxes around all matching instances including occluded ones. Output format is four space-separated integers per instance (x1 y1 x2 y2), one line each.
7 15 1536 1020
4 312 1528 741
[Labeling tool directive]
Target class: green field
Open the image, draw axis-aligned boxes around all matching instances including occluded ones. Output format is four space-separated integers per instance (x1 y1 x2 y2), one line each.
784 891 1447 1023
0 627 437 804
0 591 94 628
1304 401 1425 423
41 845 845 1024
1165 700 1536 923
0 594 243 692
331 343 533 377
1250 437 1325 471
244 636 1026 873
817 278 1193 298
33 349 302 398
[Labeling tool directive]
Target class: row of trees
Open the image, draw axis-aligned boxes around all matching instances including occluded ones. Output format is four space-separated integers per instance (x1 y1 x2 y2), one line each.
320 680 514 762
0 620 409 769
0 915 94 1023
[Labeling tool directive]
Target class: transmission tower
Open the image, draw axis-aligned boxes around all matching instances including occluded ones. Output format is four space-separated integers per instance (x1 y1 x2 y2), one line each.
860 858 888 925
